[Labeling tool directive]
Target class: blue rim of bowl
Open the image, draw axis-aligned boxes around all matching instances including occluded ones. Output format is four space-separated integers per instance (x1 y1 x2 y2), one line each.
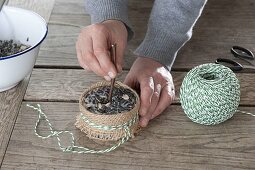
0 7 48 61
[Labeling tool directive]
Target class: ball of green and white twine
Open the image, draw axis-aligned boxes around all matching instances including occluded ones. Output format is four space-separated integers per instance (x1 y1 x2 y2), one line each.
180 63 240 125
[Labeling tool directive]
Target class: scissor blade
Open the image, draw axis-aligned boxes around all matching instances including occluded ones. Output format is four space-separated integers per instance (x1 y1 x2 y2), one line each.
242 65 255 70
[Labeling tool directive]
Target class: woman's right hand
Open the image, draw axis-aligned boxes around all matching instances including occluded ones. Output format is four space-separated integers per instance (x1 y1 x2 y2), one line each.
76 20 128 81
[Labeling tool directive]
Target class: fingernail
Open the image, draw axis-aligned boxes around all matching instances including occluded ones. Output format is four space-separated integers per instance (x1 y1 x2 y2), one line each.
108 72 115 79
104 76 111 81
157 84 162 91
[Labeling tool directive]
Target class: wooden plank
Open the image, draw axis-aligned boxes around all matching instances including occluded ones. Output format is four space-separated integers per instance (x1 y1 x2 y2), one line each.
36 24 81 68
52 0 88 15
0 0 55 167
34 0 255 70
34 0 88 67
0 77 29 166
2 102 255 169
24 68 255 106
24 69 128 102
7 0 55 22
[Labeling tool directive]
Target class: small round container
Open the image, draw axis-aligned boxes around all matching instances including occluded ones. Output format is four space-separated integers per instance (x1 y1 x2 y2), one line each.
0 6 47 92
75 81 140 141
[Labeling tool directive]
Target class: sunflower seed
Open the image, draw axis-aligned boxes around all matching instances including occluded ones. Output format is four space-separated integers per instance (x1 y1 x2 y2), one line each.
84 85 136 115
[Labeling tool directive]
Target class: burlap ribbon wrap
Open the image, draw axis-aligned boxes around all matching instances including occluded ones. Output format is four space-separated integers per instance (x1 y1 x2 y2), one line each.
75 81 140 141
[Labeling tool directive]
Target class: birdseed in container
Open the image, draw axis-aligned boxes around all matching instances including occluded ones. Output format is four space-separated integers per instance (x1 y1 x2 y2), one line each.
83 85 137 115
0 40 30 58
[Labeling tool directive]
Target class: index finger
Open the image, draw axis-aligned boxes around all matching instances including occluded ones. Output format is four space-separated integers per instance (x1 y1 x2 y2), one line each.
92 33 117 79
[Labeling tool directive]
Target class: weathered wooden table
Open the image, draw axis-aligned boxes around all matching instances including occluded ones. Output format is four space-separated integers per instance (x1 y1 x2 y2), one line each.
1 0 255 169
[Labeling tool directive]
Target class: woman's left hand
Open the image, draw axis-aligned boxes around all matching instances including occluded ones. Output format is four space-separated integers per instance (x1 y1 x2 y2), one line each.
124 57 175 127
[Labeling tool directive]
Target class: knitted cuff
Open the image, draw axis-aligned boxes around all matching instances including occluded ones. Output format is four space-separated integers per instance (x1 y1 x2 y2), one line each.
85 0 134 41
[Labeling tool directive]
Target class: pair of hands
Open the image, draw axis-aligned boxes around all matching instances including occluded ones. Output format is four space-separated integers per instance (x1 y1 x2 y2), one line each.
76 20 175 127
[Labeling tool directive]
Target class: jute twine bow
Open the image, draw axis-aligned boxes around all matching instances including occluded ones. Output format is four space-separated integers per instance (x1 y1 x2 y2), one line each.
27 81 140 154
180 63 254 125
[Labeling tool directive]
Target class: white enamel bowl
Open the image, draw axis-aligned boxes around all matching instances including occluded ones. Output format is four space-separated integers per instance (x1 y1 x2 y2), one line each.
0 6 47 92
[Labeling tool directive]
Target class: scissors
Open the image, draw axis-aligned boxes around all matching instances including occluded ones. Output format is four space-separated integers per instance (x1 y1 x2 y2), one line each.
215 46 255 71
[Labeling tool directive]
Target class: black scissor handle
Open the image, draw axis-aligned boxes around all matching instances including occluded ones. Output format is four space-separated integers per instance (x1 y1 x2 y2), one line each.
231 46 254 60
215 58 243 71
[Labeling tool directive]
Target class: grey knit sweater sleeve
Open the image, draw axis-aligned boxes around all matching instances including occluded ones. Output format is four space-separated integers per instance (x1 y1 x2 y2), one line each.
135 0 207 70
84 0 134 41
85 0 207 70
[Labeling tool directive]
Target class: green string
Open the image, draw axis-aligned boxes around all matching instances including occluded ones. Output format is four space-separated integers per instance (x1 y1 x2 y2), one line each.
180 63 254 125
27 104 138 154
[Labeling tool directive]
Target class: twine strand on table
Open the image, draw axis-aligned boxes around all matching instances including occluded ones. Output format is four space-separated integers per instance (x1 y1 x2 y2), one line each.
237 110 255 117
27 104 136 154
